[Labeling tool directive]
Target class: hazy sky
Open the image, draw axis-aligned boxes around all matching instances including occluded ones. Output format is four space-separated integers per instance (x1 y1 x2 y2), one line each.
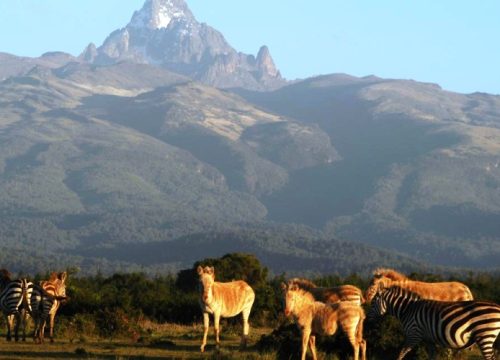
0 0 498 94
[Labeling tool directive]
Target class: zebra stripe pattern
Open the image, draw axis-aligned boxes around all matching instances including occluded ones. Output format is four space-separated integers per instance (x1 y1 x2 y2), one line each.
288 278 365 305
369 285 500 360
31 272 68 343
0 278 33 341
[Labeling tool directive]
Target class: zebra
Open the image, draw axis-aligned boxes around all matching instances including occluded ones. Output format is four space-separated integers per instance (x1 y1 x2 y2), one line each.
0 269 33 342
31 272 68 343
368 285 500 360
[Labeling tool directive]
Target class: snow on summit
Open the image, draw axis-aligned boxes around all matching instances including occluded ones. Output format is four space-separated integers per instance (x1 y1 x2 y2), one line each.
129 0 193 29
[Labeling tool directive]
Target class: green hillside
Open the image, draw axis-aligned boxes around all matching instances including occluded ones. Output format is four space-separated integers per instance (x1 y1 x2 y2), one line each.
236 74 500 268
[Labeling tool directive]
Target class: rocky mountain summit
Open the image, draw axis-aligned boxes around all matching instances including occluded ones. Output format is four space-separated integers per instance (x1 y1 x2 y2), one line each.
81 0 285 90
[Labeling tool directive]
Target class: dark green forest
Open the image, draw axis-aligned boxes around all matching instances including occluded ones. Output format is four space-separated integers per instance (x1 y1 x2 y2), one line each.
24 253 499 359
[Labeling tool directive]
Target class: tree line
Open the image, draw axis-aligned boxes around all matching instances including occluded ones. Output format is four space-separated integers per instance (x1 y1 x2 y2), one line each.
29 253 500 359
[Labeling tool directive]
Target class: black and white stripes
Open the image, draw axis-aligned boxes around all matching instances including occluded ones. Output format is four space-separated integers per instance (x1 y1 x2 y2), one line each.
0 278 33 341
369 285 500 360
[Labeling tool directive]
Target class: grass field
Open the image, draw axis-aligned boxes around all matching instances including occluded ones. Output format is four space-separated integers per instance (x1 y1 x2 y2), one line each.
0 323 273 360
0 323 491 360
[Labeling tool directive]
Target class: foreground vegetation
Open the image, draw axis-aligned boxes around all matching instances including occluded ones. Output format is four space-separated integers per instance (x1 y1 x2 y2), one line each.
4 253 500 359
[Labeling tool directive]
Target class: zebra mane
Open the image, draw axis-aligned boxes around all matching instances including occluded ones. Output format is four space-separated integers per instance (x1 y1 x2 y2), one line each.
289 278 317 289
48 272 59 282
289 285 316 302
386 285 422 300
373 268 407 281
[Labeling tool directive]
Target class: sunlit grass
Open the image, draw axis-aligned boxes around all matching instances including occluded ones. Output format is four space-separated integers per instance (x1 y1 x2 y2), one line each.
0 323 489 359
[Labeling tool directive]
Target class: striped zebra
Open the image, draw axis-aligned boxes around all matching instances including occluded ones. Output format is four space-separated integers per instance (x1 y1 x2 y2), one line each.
368 285 500 360
365 268 474 303
288 278 365 305
0 269 33 342
282 281 366 360
31 272 68 343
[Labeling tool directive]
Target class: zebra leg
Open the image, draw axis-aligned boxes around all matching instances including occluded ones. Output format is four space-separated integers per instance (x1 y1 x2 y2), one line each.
200 312 209 352
344 318 361 360
397 346 415 360
355 314 366 360
347 333 360 360
397 328 424 360
476 336 497 360
33 313 42 344
240 307 251 349
308 334 318 360
360 339 367 360
6 314 13 341
49 313 55 342
20 309 28 341
39 318 47 343
300 327 311 360
213 312 221 350
13 312 21 342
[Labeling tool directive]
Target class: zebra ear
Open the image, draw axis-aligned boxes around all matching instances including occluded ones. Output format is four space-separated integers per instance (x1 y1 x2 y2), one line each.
197 266 204 275
208 266 215 276
280 282 287 290
376 282 385 294
59 272 67 283
49 272 58 282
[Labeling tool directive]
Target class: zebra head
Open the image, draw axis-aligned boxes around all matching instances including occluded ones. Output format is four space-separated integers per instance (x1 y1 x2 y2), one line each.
365 272 394 303
368 285 420 320
282 282 300 317
367 281 392 319
43 271 68 302
367 290 388 320
55 272 68 302
197 266 215 304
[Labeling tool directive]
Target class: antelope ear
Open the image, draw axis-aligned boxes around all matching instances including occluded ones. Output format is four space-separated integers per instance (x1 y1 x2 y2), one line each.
197 266 204 275
59 272 67 283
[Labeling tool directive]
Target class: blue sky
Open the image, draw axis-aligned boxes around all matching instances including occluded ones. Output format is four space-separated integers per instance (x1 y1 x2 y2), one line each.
0 0 498 94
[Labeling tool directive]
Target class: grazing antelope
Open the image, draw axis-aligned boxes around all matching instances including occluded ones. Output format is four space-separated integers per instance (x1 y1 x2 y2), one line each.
365 268 473 303
197 266 255 352
282 282 366 360
0 269 32 342
31 272 68 343
288 278 365 305
368 285 500 360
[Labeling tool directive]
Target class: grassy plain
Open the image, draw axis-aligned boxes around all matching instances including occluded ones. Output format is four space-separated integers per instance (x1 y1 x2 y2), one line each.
0 323 490 360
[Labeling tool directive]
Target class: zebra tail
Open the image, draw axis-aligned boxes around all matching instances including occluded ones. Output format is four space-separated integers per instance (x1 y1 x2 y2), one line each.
21 279 32 314
360 292 366 304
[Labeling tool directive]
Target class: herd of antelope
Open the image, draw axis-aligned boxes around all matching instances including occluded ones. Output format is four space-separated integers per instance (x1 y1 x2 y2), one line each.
197 266 500 360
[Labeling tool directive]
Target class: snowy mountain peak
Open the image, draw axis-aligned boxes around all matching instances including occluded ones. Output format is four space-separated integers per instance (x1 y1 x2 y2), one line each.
129 0 194 30
89 0 285 90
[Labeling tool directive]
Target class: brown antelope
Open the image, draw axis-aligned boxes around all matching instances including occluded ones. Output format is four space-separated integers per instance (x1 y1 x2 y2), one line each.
288 278 365 305
365 268 474 303
197 266 255 352
31 272 68 343
282 282 366 360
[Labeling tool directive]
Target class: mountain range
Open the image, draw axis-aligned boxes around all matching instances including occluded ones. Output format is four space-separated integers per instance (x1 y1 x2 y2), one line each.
0 0 499 275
